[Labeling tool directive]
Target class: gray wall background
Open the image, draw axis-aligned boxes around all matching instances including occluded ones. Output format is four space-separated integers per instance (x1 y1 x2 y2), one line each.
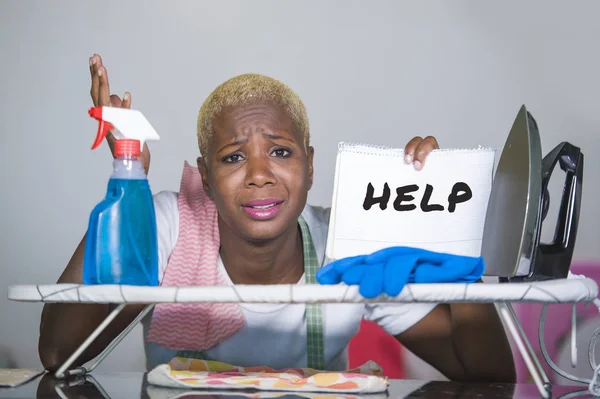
1 0 599 379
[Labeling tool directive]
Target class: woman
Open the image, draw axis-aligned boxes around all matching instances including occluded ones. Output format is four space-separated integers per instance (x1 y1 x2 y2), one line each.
38 54 515 382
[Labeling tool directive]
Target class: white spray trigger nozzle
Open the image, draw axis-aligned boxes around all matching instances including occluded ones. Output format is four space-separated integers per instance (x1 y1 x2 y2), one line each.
89 106 160 150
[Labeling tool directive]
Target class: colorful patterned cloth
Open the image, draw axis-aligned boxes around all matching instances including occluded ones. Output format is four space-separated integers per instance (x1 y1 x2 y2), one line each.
147 357 388 394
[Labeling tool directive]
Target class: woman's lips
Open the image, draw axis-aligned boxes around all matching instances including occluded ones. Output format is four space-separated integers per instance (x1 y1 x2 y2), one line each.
242 199 283 220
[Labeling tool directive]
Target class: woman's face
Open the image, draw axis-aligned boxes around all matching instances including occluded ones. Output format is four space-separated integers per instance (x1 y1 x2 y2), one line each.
198 101 314 243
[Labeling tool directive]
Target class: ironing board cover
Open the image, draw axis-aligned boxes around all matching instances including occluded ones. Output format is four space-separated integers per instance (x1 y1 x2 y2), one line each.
8 278 598 304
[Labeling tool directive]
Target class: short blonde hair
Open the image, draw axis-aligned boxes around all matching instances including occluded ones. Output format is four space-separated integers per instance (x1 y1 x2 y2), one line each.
197 73 309 158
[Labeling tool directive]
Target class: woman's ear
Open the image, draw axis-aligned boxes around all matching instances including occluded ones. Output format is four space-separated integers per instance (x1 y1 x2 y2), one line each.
197 156 213 199
307 146 314 190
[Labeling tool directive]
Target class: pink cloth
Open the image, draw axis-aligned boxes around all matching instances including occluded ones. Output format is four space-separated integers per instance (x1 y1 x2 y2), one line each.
146 162 245 351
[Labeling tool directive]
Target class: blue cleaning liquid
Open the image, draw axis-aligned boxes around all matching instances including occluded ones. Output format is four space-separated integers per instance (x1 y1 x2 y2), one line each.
83 178 159 286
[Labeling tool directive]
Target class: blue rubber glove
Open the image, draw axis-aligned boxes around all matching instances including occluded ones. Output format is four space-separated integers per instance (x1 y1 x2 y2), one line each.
316 246 485 299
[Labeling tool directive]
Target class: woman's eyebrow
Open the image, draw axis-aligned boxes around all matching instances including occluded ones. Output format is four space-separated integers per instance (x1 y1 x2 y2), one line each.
262 133 294 143
217 137 249 153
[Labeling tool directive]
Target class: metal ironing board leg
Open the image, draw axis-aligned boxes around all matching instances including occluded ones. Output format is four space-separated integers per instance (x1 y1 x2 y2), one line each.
53 374 114 399
83 304 155 374
497 302 551 399
54 304 155 379
505 302 552 387
54 304 126 379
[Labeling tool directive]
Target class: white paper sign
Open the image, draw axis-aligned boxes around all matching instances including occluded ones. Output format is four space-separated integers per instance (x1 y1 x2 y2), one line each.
325 142 495 260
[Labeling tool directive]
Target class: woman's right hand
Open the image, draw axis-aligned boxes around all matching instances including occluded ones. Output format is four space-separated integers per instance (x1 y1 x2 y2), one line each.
89 54 151 174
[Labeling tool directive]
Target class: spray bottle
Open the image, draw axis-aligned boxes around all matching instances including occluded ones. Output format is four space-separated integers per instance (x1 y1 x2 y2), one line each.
83 106 160 286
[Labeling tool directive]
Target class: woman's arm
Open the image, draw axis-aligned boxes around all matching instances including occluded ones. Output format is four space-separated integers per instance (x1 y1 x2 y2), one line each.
38 235 146 371
396 302 516 382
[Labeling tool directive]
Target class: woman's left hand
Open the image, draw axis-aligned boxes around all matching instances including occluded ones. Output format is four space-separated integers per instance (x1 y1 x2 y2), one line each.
404 136 439 171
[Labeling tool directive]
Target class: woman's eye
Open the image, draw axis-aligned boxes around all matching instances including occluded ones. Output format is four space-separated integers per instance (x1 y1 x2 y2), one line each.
272 148 291 158
223 154 244 163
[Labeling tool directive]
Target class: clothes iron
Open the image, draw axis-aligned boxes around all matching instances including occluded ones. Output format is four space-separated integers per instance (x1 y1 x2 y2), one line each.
481 105 584 281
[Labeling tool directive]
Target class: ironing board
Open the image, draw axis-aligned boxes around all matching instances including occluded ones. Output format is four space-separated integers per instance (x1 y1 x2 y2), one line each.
7 279 598 305
7 278 599 399
6 105 595 399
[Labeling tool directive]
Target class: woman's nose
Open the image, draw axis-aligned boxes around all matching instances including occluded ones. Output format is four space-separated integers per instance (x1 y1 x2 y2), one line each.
244 154 276 188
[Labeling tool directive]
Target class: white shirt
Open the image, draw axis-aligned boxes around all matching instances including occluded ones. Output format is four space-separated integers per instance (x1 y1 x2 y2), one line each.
141 191 436 371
